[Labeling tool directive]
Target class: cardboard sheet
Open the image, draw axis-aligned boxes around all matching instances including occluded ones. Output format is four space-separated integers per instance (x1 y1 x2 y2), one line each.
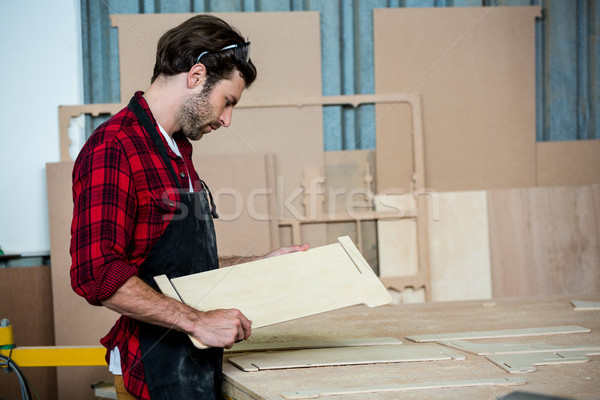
374 7 540 192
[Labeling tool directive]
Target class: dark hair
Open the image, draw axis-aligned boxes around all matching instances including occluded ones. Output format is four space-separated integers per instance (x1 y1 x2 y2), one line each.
151 15 257 89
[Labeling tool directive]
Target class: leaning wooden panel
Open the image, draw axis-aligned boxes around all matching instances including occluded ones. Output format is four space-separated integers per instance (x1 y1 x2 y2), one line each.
488 185 600 297
111 12 322 103
192 153 273 257
536 139 600 187
374 7 539 192
155 236 391 348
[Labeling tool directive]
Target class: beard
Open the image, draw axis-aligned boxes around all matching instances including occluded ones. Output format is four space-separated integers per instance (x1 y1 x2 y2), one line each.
175 88 220 141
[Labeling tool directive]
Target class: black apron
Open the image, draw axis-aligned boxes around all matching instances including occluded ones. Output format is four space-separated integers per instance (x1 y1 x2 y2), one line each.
128 96 222 399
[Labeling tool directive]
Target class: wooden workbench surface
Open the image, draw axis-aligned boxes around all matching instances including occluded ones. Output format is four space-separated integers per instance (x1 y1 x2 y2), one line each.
222 294 600 400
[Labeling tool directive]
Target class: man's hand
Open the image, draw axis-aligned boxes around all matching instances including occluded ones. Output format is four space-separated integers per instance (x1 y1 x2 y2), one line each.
264 243 310 258
102 276 252 348
186 308 252 349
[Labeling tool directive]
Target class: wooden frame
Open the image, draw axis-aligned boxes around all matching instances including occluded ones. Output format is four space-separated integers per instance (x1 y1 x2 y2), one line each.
57 93 432 299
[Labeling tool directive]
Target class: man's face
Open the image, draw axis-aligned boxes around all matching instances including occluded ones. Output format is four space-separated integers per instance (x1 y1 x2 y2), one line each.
176 71 246 141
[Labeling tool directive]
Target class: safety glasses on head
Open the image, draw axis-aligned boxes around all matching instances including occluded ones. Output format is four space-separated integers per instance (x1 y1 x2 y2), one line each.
196 41 251 64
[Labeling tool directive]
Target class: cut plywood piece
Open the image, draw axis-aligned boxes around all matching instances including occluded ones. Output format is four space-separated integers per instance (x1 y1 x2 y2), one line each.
111 12 322 104
192 153 274 257
374 7 539 192
488 185 600 297
46 162 117 400
279 377 526 399
428 191 491 302
486 349 600 374
406 326 591 343
155 236 392 348
226 337 402 354
374 194 418 277
572 300 600 310
228 344 465 372
536 140 600 187
440 340 600 356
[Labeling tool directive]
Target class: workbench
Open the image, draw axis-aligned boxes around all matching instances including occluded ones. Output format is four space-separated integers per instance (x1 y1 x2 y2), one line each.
221 294 600 400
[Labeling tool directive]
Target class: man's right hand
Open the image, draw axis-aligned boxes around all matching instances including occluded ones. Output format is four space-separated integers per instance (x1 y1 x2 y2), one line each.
101 276 252 349
187 308 252 348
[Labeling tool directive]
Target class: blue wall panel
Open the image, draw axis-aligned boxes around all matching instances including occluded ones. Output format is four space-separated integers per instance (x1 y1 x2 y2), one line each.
81 0 600 147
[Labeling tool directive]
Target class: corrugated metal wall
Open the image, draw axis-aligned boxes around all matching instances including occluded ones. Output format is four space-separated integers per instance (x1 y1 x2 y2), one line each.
81 0 600 148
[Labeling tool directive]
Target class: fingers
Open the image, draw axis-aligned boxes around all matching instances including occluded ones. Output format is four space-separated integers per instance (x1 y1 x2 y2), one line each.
194 308 252 348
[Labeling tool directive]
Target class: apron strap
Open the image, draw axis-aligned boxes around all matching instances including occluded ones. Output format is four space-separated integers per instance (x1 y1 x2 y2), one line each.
128 96 183 190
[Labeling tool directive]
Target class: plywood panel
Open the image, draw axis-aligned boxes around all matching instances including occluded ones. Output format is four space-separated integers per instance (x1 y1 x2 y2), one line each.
46 162 115 400
156 237 391 348
428 191 491 301
486 349 600 373
193 153 274 256
227 337 402 354
374 194 418 277
406 325 590 343
488 185 600 298
279 377 525 399
441 340 600 356
374 7 539 191
228 344 465 372
111 12 322 103
536 139 600 186
0 266 57 400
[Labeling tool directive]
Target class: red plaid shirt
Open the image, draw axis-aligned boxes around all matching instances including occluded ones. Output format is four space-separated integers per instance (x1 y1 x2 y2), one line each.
70 92 202 400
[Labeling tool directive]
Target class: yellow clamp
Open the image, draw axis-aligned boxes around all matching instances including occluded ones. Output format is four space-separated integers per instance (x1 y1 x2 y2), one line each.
0 321 15 350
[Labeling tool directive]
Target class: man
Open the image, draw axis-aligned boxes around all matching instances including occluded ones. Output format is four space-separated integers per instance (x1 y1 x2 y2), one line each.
70 15 307 400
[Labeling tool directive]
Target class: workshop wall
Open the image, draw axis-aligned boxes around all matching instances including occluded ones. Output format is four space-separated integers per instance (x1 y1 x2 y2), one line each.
0 0 81 256
81 0 600 148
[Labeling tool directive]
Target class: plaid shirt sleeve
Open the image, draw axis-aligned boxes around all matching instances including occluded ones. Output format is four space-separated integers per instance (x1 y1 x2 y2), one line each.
70 122 140 306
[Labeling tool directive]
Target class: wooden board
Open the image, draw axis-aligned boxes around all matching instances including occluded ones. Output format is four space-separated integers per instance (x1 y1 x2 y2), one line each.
486 349 600 374
440 340 600 356
405 326 591 343
279 377 526 399
192 153 275 256
226 337 402 354
488 185 600 297
228 344 466 372
375 194 418 278
155 236 392 348
221 294 600 400
374 7 539 192
111 12 322 103
572 300 600 310
427 191 491 301
536 140 600 187
46 162 116 400
0 266 57 400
